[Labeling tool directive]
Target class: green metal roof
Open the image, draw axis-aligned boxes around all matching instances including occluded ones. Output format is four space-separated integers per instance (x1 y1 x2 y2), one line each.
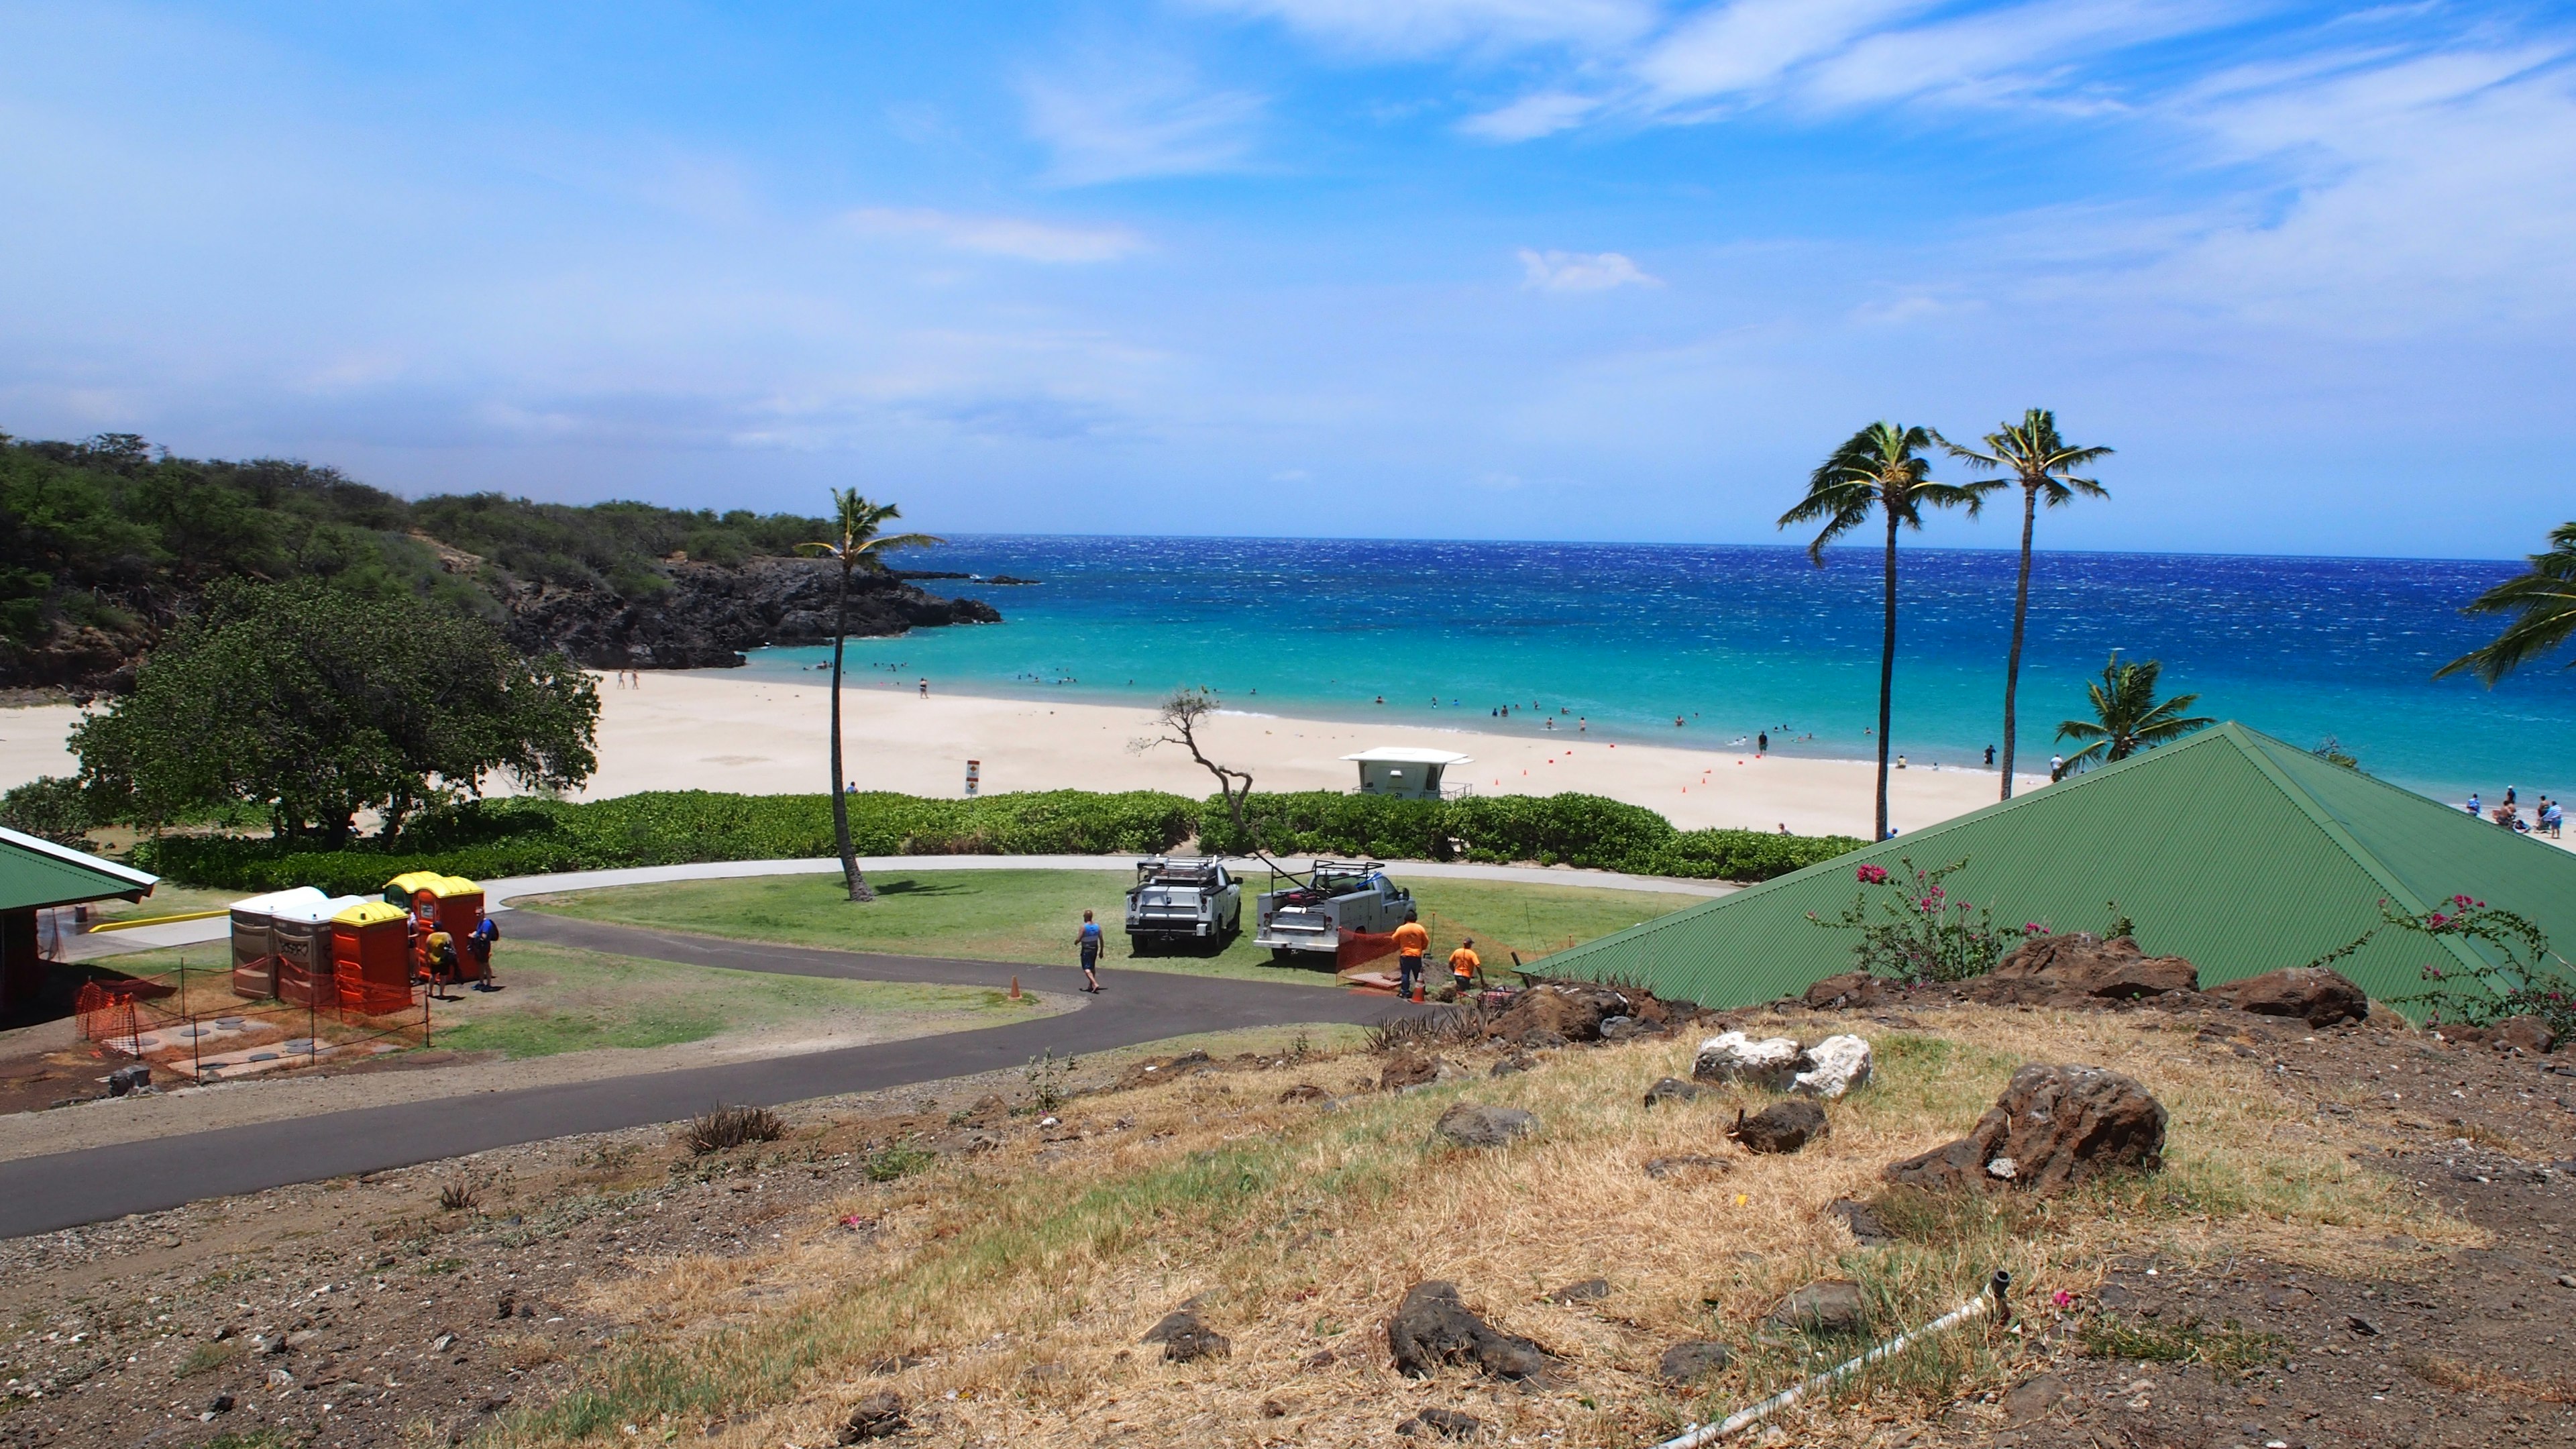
0 824 158 914
1544 722 2576 1016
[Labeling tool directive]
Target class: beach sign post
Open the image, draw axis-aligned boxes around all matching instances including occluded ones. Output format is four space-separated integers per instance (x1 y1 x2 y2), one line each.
965 759 981 797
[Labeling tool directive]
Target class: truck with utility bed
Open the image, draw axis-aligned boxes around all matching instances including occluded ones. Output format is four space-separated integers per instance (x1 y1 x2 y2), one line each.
1253 860 1414 965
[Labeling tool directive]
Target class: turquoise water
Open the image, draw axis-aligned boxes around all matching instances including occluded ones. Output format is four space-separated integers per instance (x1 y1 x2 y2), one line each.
743 536 2572 804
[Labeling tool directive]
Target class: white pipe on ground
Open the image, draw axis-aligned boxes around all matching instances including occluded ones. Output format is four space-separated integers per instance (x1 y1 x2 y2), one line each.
1650 1271 2011 1449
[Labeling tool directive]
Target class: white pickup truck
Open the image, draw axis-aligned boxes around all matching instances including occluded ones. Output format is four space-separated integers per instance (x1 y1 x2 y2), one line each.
1253 860 1415 964
1123 857 1242 951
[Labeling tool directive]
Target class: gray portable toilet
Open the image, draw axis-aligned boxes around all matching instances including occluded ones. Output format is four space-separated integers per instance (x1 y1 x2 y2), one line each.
230 887 326 1000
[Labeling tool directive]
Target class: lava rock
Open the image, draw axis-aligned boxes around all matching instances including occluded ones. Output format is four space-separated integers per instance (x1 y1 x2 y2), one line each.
1382 1054 1440 1091
1656 1340 1735 1383
106 1064 151 1096
2003 1373 2070 1421
1801 971 1892 1010
504 557 1000 671
1729 1099 1829 1155
1882 1063 2167 1195
1790 1034 1873 1100
1985 934 2199 1000
1436 1103 1538 1148
1140 1309 1232 1362
1827 1198 1894 1243
837 1389 908 1443
1397 1407 1486 1439
1491 983 1633 1042
1767 1279 1869 1336
1693 1031 1803 1089
1519 1029 1569 1051
2494 1015 2557 1054
1490 1053 1539 1077
1387 1281 1552 1380
2203 966 2369 1027
1546 1278 1611 1304
1643 1076 1705 1107
1279 1083 1331 1104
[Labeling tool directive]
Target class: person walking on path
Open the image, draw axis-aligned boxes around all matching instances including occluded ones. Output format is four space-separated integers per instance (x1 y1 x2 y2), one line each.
1448 938 1482 1000
1393 911 1430 1002
1076 910 1104 994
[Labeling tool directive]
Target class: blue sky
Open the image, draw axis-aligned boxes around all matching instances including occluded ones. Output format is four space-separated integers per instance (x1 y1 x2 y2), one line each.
3 2 2571 557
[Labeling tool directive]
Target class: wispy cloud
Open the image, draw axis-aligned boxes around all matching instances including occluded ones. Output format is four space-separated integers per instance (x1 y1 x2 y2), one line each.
1460 89 1601 139
1519 248 1660 290
1021 62 1265 185
1197 0 1660 58
842 207 1146 263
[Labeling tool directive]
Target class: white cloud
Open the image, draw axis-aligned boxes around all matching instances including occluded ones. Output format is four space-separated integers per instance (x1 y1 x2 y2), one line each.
842 207 1145 264
1197 0 1658 58
1460 90 1601 139
1799 0 2235 110
1518 248 1660 290
1021 65 1264 185
1634 0 1935 102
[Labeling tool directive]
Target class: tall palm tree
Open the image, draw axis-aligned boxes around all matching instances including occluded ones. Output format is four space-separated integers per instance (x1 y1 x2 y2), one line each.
1941 409 2110 801
2054 652 2212 771
2434 521 2576 685
799 490 941 903
1780 423 1997 842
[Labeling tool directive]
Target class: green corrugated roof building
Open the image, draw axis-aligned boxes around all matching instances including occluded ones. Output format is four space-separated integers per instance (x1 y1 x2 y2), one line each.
1 824 160 1020
1543 722 2576 1015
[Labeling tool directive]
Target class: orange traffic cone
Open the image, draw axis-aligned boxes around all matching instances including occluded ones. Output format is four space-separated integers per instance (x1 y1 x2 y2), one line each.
1010 975 1022 1001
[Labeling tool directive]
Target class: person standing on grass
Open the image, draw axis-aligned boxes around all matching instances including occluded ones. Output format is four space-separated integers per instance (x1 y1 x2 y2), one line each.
1448 937 1482 999
1077 909 1104 993
1393 910 1430 1001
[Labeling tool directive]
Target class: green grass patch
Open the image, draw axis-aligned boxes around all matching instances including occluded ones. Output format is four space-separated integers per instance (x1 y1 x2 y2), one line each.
515 868 1697 984
2080 1313 2287 1373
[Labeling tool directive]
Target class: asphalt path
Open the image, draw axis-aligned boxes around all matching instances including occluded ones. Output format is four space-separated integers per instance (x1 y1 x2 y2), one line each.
0 915 1421 1238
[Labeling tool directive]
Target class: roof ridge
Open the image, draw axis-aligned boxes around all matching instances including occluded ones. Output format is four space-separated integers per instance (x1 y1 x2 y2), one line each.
0 824 159 890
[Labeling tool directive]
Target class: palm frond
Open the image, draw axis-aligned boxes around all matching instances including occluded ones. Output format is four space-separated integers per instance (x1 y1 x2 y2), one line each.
2436 522 2576 684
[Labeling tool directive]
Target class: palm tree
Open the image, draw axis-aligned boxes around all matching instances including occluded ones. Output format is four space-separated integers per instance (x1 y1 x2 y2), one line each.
2434 522 2576 685
2054 652 2212 771
1780 423 1998 842
1941 409 2110 801
798 491 941 903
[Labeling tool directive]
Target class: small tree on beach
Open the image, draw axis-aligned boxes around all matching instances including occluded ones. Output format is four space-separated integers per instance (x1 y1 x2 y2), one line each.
1941 409 2111 801
1133 688 1284 871
798 491 940 903
2053 652 2212 771
1780 423 1996 843
2435 521 2576 686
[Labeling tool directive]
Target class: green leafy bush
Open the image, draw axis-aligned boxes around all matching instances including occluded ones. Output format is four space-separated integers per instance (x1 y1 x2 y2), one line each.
0 774 95 847
1196 790 1858 880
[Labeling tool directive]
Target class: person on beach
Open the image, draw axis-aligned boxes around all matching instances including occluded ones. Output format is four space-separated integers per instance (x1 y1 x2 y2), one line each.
1077 910 1104 993
1393 911 1430 1000
1984 744 1995 767
2467 793 2481 816
2506 786 2518 809
1448 938 1481 998
1758 732 1768 752
918 678 928 698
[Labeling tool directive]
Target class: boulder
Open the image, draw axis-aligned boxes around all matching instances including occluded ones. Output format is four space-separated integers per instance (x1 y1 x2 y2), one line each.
1656 1340 1735 1383
1491 983 1632 1042
1767 1280 1869 1336
1642 1077 1705 1108
1436 1103 1538 1148
2493 1015 2557 1055
1382 1054 1440 1091
1986 934 2198 1000
1490 1053 1539 1077
1279 1083 1330 1104
2203 966 2369 1027
1882 1063 2167 1195
1802 971 1892 1010
1396 1408 1485 1440
1790 1035 1873 1100
1519 1029 1569 1051
1140 1309 1231 1362
1601 1016 1668 1042
1693 1032 1803 1089
837 1390 908 1444
1387 1281 1552 1380
1729 1099 1828 1155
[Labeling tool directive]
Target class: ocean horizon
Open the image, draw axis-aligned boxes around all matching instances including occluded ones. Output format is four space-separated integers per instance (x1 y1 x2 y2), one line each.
741 534 2571 806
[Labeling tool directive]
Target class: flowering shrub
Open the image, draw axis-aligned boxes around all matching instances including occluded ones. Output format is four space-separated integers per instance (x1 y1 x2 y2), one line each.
1806 856 2010 983
2374 894 2576 1038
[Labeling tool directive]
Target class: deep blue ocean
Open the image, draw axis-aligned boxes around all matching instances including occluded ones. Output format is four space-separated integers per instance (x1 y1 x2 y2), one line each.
743 536 2572 803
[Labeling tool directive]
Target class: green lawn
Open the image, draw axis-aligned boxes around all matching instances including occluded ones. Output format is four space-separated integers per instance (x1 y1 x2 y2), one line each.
513 868 1698 985
91 938 1036 1060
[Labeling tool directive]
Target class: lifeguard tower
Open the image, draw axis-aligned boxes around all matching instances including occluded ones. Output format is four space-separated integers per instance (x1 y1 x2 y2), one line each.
1340 747 1473 801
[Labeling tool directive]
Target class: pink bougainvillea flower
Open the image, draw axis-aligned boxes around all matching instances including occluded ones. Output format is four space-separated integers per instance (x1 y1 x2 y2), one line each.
2454 894 2475 908
1856 864 1890 884
2428 913 2450 928
2050 1290 2074 1309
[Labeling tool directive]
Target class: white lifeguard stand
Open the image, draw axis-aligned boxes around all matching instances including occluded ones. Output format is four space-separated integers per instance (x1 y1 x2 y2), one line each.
1341 747 1474 801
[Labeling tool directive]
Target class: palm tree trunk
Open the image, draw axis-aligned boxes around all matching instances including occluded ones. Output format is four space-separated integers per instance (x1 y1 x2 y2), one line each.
1876 504 1898 842
2000 485 2037 800
828 557 873 903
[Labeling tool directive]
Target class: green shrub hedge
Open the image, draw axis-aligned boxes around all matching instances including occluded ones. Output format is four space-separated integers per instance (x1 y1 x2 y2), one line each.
135 788 1861 892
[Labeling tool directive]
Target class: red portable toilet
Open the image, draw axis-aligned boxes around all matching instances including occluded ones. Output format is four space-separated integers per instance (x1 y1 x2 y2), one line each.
421 876 487 983
229 888 324 1000
331 900 414 1016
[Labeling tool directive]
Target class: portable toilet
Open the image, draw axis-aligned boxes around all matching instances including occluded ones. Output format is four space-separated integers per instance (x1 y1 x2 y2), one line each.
426 876 487 983
331 900 415 1016
386 870 445 912
229 887 326 1000
274 894 368 1008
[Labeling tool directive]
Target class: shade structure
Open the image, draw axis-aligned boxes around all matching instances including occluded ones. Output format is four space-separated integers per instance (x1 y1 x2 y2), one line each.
0 825 158 1018
331 900 414 1016
229 887 327 1000
1540 722 2576 1016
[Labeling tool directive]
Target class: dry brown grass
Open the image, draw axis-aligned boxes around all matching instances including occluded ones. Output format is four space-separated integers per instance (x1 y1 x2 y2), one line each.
493 1006 2477 1449
2410 1355 2576 1403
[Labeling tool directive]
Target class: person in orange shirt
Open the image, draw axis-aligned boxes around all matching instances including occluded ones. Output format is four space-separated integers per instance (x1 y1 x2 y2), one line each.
1392 912 1430 1000
1448 938 1481 999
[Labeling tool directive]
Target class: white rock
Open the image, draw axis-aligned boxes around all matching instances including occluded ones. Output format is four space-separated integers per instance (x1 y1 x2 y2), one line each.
1986 1157 2017 1181
1790 1034 1874 1101
1692 1032 1803 1089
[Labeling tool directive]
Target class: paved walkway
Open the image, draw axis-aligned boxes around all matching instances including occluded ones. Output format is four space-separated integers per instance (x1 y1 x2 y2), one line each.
0 916 1426 1239
66 855 1735 961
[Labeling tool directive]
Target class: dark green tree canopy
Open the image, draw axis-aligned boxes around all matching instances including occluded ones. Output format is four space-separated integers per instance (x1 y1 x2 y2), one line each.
72 579 599 846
